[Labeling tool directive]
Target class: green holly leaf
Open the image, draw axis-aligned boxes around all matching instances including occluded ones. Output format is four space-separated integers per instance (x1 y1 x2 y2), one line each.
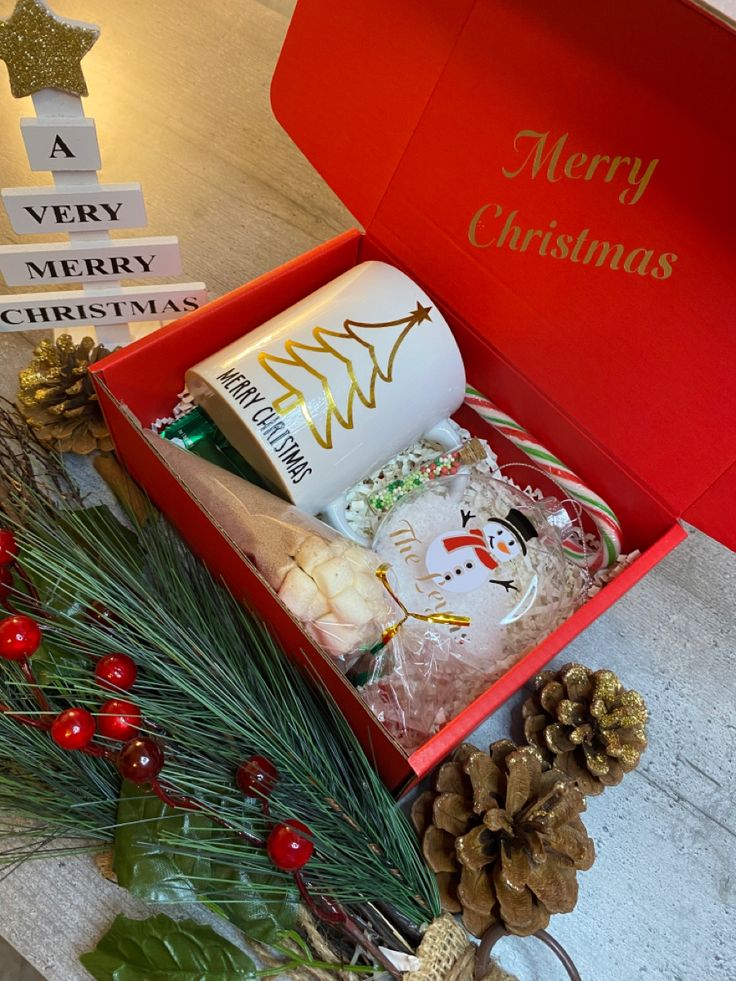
114 782 297 944
79 912 256 981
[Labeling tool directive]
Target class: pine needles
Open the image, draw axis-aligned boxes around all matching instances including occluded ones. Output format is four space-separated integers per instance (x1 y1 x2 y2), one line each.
0 421 439 929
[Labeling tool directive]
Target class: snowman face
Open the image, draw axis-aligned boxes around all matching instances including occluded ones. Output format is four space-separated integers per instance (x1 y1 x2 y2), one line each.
425 536 491 594
484 520 524 563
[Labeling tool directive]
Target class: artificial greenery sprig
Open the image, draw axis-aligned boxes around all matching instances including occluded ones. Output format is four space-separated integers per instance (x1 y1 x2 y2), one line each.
13 509 437 924
0 407 439 975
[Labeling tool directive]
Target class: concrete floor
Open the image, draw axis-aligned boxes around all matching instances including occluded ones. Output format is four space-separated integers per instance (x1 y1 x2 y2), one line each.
0 937 42 981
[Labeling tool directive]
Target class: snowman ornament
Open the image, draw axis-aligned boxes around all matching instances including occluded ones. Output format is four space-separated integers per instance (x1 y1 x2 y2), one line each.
425 507 539 595
364 472 572 751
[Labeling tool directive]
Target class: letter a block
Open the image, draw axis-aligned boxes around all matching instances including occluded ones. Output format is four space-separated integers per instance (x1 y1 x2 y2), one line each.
20 117 101 172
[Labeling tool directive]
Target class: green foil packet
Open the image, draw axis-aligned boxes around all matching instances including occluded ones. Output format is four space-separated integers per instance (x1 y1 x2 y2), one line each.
160 407 265 487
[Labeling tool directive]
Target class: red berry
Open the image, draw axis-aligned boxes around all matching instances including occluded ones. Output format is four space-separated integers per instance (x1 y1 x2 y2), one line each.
0 615 42 661
95 653 137 691
97 698 141 741
51 707 96 750
236 755 278 798
267 820 314 871
117 737 164 785
0 530 18 568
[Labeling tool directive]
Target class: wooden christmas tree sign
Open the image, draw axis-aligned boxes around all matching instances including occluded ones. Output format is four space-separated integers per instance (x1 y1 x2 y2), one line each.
0 0 207 345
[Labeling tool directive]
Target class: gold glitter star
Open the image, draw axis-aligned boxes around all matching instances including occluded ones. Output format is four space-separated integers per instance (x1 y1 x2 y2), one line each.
0 0 99 99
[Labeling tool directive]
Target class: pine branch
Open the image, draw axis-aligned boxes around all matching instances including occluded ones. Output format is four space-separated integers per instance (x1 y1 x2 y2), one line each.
0 700 117 865
0 413 439 930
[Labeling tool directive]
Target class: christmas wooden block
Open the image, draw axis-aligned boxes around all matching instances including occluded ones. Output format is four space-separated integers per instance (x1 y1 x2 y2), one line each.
0 236 182 286
0 283 207 330
20 116 101 171
1 183 147 234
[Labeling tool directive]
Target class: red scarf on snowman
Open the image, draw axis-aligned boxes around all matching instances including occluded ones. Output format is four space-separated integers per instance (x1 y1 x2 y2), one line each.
440 527 499 570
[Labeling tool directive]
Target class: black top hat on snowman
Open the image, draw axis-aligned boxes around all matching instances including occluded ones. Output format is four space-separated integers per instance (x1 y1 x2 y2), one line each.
492 508 538 555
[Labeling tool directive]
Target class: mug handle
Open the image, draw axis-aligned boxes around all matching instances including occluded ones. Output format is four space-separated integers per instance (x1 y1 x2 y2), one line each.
321 418 460 545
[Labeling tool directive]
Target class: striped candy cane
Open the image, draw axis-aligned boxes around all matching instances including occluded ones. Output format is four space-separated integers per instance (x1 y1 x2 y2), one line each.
464 385 622 569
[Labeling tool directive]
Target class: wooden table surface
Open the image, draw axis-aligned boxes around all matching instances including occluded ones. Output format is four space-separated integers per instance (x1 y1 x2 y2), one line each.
0 2 734 979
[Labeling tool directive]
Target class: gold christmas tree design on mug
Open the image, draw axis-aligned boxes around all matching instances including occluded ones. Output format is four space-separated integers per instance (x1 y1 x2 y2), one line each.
258 301 432 450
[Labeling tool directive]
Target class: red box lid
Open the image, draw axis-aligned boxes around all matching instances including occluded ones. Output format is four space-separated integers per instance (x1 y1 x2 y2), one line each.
271 0 736 550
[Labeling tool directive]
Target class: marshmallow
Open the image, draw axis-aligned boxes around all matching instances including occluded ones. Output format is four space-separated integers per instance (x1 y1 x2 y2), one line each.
312 556 354 598
328 538 351 556
330 586 374 627
305 591 331 621
278 566 320 620
353 570 391 608
295 536 332 575
311 615 365 657
345 544 378 572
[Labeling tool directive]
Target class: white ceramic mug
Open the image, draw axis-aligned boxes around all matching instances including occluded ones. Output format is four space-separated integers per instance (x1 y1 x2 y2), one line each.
186 261 466 538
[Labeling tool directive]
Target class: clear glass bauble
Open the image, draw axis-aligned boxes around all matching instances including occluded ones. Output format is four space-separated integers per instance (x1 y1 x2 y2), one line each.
362 470 574 750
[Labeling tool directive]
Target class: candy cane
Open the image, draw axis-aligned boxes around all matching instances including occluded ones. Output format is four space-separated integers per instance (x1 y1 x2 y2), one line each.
464 385 622 569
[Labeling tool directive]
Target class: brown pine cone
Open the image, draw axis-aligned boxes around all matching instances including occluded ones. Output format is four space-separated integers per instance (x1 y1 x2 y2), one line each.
523 663 648 796
17 334 114 455
411 740 594 939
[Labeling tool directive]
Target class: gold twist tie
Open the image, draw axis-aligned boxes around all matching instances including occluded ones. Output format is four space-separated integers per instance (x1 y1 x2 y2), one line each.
375 564 470 645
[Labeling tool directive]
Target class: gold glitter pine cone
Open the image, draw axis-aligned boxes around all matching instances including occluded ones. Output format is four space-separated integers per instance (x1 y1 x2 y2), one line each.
412 740 595 939
17 334 113 455
522 663 648 796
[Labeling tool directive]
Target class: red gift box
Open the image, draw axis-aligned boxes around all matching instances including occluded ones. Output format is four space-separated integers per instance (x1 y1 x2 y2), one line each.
91 0 736 794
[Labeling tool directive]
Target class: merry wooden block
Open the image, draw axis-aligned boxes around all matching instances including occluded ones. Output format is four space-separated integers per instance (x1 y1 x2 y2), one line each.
0 237 181 286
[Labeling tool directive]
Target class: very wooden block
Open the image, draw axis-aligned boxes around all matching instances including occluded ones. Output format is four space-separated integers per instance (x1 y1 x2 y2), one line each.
20 117 101 172
0 237 181 286
1 184 147 234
